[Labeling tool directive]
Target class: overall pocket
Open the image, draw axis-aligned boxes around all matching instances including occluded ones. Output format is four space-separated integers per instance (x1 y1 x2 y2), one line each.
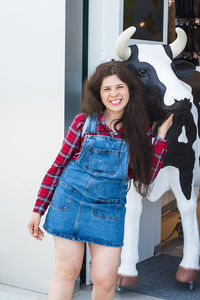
93 199 121 221
51 181 76 211
85 146 119 175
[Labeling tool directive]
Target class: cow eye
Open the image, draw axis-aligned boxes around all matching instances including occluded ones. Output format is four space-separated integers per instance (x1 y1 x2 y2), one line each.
138 69 147 76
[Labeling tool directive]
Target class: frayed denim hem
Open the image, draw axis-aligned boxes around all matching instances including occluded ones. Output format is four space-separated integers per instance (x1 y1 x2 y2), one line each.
43 224 123 248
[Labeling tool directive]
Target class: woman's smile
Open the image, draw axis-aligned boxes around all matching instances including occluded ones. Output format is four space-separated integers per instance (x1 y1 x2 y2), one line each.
100 74 130 117
109 98 122 106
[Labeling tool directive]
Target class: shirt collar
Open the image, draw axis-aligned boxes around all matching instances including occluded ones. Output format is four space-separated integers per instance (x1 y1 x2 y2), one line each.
99 111 123 136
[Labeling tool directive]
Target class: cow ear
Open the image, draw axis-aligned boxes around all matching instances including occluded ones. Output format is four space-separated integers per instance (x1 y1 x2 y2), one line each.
171 59 196 78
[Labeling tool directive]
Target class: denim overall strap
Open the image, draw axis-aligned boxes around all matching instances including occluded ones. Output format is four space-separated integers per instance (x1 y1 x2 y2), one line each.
87 113 98 134
81 116 90 138
81 113 98 138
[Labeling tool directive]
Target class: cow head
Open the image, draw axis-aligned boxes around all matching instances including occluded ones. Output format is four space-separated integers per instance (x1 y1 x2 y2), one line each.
115 27 194 121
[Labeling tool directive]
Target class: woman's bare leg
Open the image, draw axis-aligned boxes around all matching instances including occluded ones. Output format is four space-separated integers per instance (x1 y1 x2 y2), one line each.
48 236 85 300
89 243 121 300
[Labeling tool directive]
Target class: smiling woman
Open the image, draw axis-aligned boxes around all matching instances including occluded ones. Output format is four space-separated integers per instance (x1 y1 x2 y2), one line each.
28 60 172 300
100 74 130 129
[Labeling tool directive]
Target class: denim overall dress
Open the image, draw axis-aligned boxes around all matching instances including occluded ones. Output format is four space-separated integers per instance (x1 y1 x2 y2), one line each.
44 114 129 247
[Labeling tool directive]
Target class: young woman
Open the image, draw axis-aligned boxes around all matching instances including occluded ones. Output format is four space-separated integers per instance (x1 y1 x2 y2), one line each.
28 61 173 300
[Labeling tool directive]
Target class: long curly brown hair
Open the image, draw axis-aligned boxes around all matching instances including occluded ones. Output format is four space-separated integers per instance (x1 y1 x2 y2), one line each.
81 61 152 196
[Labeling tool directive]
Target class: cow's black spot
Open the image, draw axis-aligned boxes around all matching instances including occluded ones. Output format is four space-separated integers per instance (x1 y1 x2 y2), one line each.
125 46 167 121
163 45 173 59
162 111 196 200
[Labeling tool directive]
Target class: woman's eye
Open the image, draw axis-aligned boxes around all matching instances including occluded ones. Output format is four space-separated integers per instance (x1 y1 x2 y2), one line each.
138 69 147 76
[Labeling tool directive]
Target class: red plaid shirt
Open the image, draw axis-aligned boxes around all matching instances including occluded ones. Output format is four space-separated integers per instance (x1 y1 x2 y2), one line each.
33 113 168 215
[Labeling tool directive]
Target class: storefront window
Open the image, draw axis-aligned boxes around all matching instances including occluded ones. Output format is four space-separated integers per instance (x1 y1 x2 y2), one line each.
123 0 164 42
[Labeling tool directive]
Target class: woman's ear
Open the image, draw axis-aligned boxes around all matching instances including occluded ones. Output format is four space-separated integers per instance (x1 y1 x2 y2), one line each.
171 59 196 79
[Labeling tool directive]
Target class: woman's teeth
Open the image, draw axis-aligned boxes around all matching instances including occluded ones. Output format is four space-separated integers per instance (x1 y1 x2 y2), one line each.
110 99 121 105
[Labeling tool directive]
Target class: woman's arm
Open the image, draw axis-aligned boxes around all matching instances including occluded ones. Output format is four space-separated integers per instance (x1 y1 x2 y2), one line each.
157 114 173 139
149 114 173 181
33 113 86 216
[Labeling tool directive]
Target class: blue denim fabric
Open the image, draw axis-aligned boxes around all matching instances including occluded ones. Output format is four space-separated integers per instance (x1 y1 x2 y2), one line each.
44 114 129 247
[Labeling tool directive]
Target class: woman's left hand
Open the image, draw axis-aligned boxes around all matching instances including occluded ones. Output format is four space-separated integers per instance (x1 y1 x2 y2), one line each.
157 114 173 139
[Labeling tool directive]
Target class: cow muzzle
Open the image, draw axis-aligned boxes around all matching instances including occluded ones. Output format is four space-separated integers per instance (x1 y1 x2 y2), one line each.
161 98 192 114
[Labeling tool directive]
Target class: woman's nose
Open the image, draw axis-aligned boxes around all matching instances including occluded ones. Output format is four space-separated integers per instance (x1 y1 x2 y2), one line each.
110 88 118 97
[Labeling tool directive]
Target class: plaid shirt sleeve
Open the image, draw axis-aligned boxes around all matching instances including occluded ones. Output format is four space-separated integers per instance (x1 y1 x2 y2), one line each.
33 113 86 215
146 123 168 182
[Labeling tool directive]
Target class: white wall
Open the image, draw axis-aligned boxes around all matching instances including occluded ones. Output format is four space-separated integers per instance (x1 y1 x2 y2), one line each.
0 0 65 293
88 0 123 75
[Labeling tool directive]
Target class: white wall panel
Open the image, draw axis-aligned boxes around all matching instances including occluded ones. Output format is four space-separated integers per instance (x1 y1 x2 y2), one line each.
0 0 65 293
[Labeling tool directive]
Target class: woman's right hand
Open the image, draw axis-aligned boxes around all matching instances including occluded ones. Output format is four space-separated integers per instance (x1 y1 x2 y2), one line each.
28 212 44 241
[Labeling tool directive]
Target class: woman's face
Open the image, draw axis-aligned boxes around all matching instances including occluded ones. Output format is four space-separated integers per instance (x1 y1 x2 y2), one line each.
100 74 130 116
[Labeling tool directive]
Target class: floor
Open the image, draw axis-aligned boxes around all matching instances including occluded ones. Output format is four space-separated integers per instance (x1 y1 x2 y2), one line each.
0 283 166 300
0 283 47 300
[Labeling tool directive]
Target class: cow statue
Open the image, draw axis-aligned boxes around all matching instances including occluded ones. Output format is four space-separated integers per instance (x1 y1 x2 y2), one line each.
115 27 200 290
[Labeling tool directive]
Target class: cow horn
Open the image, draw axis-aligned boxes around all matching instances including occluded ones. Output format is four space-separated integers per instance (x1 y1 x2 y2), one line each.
169 27 187 59
115 26 136 61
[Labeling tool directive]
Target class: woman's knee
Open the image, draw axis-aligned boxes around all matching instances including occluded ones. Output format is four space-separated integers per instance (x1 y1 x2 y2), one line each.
92 275 116 293
54 266 80 282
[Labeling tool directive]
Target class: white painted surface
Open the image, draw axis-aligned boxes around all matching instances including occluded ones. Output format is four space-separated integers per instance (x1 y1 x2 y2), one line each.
178 126 188 143
0 0 65 293
88 0 122 75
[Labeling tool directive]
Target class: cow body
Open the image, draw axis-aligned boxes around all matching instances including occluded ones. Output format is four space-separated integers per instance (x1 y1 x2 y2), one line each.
115 28 200 285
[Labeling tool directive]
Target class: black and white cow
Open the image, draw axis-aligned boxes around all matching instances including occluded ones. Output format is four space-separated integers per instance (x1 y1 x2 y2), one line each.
115 27 200 288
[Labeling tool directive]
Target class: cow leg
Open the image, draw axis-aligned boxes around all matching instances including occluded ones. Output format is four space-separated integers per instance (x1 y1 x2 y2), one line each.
117 186 143 287
193 185 199 200
171 184 199 283
117 169 170 288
